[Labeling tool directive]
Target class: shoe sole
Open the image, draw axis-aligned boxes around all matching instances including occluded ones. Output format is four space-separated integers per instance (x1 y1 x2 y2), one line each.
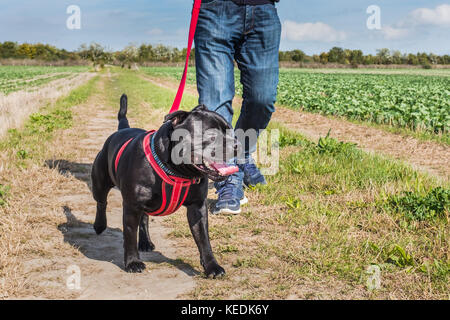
212 197 248 215
212 196 248 214
212 208 241 215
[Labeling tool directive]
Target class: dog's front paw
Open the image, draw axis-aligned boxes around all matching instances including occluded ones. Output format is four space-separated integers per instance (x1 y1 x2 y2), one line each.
125 260 146 273
93 222 106 235
204 262 226 279
138 240 156 252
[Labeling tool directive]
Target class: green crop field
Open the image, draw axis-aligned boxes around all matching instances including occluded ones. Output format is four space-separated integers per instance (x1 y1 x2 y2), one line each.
143 67 450 135
0 66 90 95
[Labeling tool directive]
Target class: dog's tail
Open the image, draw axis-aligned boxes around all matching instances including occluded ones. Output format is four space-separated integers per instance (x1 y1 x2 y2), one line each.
118 94 130 130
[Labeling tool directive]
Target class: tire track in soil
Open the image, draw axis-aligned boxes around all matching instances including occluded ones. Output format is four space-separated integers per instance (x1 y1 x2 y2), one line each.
26 73 197 299
142 74 449 180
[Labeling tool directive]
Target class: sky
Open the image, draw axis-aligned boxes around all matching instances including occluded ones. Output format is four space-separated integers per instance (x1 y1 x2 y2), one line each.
0 0 449 55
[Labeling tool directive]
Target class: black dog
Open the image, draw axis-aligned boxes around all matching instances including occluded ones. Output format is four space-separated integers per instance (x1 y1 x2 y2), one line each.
91 94 238 277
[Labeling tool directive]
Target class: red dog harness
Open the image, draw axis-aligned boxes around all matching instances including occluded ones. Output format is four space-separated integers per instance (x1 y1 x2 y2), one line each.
114 131 200 217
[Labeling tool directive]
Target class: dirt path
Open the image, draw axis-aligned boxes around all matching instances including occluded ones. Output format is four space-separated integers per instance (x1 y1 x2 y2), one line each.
21 73 196 299
143 75 449 179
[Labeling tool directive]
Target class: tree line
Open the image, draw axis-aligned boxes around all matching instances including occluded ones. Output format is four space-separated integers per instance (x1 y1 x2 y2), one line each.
1 42 449 67
280 47 450 67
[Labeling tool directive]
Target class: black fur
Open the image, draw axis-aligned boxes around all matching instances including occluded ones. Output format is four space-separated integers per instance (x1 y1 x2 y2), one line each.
91 94 232 277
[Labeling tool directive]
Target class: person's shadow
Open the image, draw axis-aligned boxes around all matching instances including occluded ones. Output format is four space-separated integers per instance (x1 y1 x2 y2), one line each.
47 159 199 276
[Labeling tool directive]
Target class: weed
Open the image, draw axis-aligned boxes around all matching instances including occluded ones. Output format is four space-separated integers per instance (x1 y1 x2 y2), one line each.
218 244 239 253
16 149 29 159
387 187 449 220
317 130 357 155
284 197 301 209
385 245 415 268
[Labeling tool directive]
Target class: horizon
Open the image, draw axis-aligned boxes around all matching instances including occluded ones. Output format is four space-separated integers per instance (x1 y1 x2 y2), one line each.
0 1 449 55
0 41 448 57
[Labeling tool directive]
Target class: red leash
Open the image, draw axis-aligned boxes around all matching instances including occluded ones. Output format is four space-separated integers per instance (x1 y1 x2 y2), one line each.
169 0 202 114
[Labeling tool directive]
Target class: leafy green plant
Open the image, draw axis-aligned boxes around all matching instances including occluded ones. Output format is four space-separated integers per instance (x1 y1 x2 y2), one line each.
284 197 301 209
385 245 415 268
387 187 449 220
317 130 356 155
16 149 29 159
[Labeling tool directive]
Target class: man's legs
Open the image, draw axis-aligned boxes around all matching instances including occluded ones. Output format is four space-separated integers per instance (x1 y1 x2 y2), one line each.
235 4 282 186
195 0 246 214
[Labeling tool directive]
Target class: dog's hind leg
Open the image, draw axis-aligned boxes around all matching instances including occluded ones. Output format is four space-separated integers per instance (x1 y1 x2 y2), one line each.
91 150 113 235
118 94 130 130
138 214 156 252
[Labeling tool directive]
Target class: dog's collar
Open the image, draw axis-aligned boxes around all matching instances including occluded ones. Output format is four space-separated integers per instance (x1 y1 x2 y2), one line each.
150 133 179 177
150 132 201 183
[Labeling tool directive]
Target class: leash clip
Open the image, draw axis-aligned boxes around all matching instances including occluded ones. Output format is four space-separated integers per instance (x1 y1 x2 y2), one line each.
192 177 202 185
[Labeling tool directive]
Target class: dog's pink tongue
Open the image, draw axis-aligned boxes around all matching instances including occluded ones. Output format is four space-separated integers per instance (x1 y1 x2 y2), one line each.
210 163 239 176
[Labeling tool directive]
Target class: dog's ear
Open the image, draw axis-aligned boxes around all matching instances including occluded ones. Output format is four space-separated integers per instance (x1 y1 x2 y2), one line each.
164 110 190 126
192 104 208 112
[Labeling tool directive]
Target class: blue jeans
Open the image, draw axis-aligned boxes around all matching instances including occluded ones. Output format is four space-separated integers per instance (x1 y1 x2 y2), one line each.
194 0 281 188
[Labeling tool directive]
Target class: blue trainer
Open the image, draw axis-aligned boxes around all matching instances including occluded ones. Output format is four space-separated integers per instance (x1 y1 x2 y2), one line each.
213 177 248 215
239 157 267 187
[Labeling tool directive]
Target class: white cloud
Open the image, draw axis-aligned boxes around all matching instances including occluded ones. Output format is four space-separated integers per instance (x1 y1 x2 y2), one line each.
381 26 410 40
381 4 450 40
282 20 347 42
147 28 164 36
408 4 450 27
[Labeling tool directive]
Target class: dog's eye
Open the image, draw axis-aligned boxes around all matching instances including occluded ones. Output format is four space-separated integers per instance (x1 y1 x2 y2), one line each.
210 136 216 142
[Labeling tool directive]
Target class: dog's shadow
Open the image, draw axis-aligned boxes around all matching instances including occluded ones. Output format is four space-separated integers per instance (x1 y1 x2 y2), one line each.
58 206 199 276
46 159 93 191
